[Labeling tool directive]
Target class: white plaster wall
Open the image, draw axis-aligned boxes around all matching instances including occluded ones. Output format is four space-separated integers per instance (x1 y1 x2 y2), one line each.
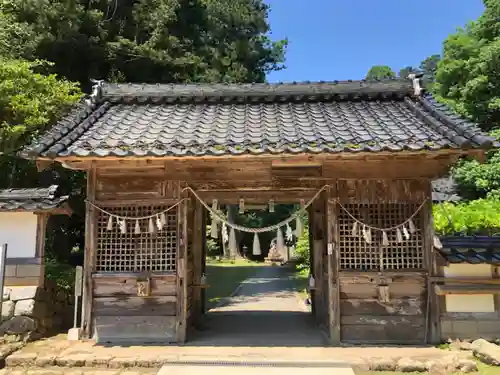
444 263 495 313
0 213 37 258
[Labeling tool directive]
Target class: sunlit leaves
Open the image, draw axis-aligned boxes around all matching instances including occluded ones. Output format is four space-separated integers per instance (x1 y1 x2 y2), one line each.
0 59 81 153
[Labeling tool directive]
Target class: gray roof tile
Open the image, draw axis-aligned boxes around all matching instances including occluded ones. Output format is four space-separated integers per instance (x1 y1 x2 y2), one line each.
0 185 69 212
21 80 497 159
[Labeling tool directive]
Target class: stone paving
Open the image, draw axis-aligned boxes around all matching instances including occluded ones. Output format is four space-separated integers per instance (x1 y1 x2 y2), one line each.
0 265 480 374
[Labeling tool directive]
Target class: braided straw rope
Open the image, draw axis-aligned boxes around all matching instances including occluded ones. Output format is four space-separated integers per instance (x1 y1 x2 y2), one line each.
181 185 331 233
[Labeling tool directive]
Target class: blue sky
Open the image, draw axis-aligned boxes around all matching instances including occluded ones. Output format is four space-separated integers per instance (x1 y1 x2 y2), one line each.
265 0 484 82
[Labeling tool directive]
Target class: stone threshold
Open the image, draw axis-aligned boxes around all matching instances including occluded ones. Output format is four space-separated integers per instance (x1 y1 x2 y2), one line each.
0 367 159 375
4 350 479 373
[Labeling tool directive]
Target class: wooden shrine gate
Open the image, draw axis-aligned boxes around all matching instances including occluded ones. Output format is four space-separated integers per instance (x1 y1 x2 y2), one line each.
22 80 492 345
84 166 436 346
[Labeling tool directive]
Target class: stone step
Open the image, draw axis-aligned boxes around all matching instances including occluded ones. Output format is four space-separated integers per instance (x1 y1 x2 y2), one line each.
5 353 351 369
157 363 355 375
0 367 159 375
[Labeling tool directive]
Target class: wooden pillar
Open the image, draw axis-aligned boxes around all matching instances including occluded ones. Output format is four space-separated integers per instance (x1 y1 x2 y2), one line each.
424 197 441 344
192 199 204 324
201 211 207 314
307 205 316 317
177 193 189 343
82 163 97 338
492 266 500 316
327 191 341 345
35 213 49 287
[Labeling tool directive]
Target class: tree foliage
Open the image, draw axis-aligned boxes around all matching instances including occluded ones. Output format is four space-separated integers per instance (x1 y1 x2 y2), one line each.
450 129 500 201
433 198 500 235
0 59 81 154
434 1 500 131
367 54 440 89
419 54 441 88
431 1 500 235
0 0 287 88
0 0 287 270
365 65 395 80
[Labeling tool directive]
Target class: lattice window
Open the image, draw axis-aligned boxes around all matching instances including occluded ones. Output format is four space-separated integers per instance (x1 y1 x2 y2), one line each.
96 205 178 273
338 203 424 270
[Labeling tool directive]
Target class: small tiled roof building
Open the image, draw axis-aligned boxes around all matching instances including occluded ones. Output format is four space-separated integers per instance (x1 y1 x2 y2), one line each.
0 185 70 287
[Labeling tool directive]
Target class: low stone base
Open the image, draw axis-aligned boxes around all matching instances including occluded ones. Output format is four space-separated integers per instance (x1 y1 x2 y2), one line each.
0 334 479 373
67 328 81 341
1 282 72 343
264 258 284 265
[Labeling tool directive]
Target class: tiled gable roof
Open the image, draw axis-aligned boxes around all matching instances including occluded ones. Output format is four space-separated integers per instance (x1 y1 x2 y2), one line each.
0 185 69 212
438 236 500 265
21 79 496 159
431 177 462 203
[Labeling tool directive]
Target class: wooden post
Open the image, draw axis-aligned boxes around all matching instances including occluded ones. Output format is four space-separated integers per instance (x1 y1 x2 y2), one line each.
201 211 207 314
492 266 500 317
423 196 441 344
327 195 341 345
192 200 203 324
313 200 324 322
73 266 83 329
35 214 48 286
177 195 189 343
0 244 7 318
82 163 97 338
307 205 316 317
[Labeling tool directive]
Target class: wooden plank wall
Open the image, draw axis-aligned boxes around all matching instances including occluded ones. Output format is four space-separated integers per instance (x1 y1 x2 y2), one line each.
89 168 182 343
338 273 427 344
334 179 432 344
92 274 177 343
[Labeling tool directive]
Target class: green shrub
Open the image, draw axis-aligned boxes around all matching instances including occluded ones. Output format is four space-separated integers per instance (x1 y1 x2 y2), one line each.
44 259 75 290
433 198 500 235
294 226 310 272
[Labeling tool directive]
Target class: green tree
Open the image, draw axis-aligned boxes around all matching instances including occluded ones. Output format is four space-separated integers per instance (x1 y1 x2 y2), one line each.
0 58 84 277
0 0 287 88
0 1 287 271
365 65 396 80
398 66 418 79
419 54 441 88
0 59 81 155
434 1 500 131
432 1 500 235
450 129 500 200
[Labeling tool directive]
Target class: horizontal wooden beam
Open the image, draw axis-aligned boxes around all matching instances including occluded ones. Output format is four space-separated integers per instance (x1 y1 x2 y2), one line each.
195 189 317 204
430 277 500 285
38 148 476 164
435 284 500 295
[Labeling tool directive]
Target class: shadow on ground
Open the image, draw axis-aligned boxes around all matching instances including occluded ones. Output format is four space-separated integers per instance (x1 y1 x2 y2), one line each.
187 310 327 347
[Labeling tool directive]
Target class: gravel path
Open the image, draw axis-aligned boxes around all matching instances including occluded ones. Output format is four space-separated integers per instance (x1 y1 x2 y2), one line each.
189 265 326 347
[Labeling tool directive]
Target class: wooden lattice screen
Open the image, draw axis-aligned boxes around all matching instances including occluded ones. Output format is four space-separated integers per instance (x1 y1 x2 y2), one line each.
338 203 424 270
96 205 178 273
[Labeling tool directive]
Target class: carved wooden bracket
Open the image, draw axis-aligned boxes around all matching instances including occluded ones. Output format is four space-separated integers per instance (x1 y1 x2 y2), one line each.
371 275 392 303
178 258 185 277
377 285 391 303
136 276 151 297
369 275 393 285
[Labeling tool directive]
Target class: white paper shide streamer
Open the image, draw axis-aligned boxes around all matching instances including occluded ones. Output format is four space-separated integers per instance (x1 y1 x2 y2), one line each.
252 233 262 255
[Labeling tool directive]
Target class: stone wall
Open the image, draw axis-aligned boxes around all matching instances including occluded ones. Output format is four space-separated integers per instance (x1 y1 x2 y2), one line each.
441 314 500 342
0 282 73 342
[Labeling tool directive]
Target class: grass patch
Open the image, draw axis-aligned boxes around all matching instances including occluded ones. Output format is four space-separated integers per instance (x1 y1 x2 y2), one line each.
290 269 309 300
476 361 500 374
205 258 264 309
355 361 500 375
